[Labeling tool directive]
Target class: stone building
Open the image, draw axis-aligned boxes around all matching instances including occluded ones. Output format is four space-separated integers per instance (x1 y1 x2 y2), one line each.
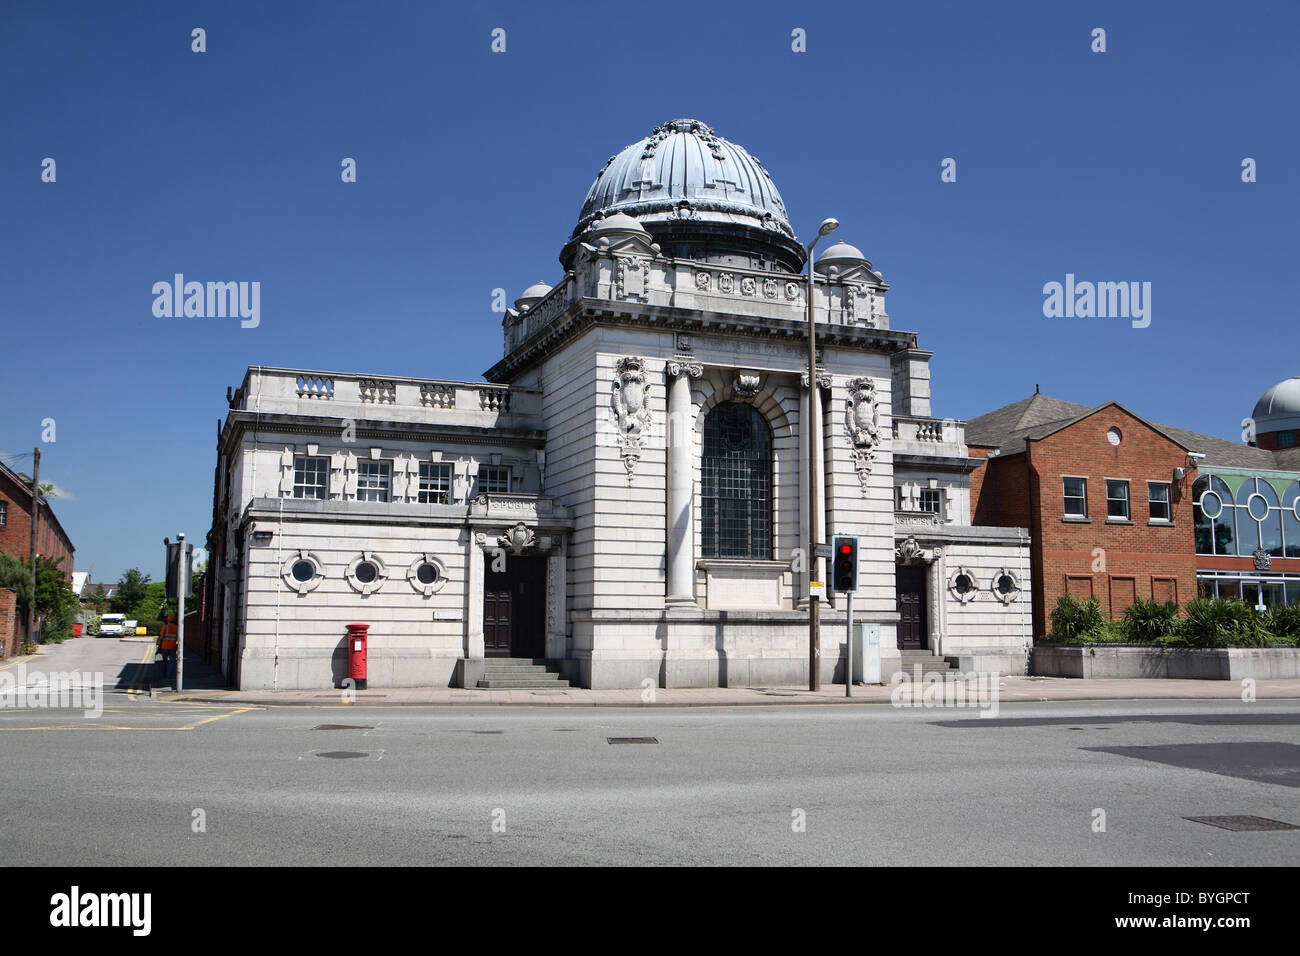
203 118 1031 689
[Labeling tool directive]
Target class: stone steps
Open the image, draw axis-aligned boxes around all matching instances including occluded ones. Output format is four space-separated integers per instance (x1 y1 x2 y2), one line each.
478 658 570 689
897 652 959 674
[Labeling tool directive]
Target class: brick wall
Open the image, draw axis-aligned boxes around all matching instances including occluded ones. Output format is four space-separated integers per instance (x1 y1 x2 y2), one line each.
970 405 1199 638
1026 406 1197 636
0 468 75 576
0 587 20 658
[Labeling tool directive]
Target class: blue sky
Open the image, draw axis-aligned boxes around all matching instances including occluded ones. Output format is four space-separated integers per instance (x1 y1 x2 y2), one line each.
2 0 1297 583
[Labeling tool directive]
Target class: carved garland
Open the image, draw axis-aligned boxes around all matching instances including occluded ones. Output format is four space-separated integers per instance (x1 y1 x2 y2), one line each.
845 377 880 496
611 356 653 483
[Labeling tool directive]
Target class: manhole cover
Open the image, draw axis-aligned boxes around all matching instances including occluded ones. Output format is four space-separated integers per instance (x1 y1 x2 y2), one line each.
1185 815 1298 832
607 737 658 744
312 724 374 731
317 751 369 759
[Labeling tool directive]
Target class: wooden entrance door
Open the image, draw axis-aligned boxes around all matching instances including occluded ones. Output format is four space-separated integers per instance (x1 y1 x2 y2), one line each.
896 565 927 650
483 555 547 658
483 579 513 656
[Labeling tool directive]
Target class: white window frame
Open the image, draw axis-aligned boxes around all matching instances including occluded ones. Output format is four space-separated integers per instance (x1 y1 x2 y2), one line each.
1147 481 1172 523
1063 476 1088 519
292 455 330 499
418 461 454 504
1105 478 1131 521
356 460 392 502
919 488 943 515
477 465 511 495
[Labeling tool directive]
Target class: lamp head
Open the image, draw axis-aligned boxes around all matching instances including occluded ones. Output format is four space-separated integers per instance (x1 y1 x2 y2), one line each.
817 218 839 237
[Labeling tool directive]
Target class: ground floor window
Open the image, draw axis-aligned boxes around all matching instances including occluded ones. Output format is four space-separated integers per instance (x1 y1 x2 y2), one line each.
1197 573 1300 605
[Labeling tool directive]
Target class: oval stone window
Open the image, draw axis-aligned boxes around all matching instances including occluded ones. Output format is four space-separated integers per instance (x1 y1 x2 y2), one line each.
997 574 1017 595
954 574 974 595
354 561 378 584
415 562 438 585
291 560 315 583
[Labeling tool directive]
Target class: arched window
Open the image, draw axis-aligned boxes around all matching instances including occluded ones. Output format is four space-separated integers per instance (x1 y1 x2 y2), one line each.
702 402 772 558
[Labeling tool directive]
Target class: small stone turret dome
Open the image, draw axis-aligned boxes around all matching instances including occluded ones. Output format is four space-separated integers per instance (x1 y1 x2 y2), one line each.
514 280 552 312
814 240 870 274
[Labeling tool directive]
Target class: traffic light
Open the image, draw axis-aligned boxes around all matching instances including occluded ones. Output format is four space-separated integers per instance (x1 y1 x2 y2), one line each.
831 535 859 593
164 539 193 600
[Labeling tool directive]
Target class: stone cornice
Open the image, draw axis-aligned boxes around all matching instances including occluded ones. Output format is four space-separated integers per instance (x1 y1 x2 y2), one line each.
483 297 919 383
220 411 545 457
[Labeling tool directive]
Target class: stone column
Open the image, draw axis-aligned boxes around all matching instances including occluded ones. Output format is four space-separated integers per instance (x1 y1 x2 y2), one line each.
545 535 567 658
665 360 703 606
466 533 487 660
798 383 810 606
801 372 832 590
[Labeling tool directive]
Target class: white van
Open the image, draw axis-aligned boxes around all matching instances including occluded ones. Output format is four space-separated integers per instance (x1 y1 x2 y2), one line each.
99 613 127 637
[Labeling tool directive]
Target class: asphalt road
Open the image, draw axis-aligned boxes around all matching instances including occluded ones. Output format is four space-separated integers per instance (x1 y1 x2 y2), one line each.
0 680 1296 865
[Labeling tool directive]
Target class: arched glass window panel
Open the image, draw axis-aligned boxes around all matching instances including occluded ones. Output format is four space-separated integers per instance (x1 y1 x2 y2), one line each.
1193 476 1212 554
1255 480 1284 556
1233 478 1261 554
1197 476 1235 555
1283 481 1300 558
701 402 773 559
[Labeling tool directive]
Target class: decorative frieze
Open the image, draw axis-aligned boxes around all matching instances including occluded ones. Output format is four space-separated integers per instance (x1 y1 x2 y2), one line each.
733 371 762 401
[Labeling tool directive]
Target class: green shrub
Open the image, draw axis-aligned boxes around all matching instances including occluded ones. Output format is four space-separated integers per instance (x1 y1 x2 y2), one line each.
1049 594 1106 642
1178 598 1271 647
86 613 102 636
1264 603 1300 641
1122 599 1181 642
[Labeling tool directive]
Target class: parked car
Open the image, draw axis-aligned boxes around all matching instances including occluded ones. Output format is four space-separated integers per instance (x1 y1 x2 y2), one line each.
99 613 127 637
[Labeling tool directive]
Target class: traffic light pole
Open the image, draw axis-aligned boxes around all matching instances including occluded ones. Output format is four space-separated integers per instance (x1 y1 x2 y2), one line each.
845 590 853 698
177 532 185 693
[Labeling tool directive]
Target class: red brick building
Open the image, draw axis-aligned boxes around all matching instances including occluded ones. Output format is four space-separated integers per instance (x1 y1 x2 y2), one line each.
0 460 76 655
966 384 1300 639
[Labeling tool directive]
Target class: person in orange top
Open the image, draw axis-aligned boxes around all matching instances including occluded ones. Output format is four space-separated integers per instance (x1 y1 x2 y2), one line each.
157 614 178 681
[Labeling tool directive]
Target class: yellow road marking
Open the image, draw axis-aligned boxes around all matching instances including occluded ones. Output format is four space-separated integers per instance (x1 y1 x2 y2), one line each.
125 641 155 695
0 654 37 672
0 704 260 731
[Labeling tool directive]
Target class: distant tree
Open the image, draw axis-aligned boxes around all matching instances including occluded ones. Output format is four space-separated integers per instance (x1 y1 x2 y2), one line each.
110 568 151 614
86 583 109 611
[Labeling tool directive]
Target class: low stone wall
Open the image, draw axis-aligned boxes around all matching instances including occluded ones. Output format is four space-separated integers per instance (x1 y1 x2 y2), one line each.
1032 644 1300 680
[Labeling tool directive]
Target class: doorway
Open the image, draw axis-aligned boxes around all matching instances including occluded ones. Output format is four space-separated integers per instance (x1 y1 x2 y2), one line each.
483 554 547 658
896 565 927 650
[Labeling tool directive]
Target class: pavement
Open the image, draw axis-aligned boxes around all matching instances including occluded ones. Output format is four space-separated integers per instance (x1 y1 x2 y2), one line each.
160 675 1300 707
10 636 1299 708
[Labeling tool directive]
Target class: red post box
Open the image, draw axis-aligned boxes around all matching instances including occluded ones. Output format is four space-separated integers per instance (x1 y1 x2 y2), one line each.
346 623 369 690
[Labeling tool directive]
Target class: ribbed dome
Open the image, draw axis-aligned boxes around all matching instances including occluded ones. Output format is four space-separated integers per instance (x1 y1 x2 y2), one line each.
1252 376 1300 434
562 119 804 271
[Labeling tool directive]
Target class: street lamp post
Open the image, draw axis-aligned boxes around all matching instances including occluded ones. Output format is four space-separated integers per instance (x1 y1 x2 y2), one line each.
806 217 838 692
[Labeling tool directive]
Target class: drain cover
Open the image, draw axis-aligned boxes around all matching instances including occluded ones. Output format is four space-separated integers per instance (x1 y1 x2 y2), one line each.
317 751 368 759
312 724 374 731
1185 815 1298 832
607 737 658 744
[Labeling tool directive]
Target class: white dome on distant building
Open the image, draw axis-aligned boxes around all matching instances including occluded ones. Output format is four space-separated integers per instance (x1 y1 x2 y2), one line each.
1252 376 1300 436
561 118 805 272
